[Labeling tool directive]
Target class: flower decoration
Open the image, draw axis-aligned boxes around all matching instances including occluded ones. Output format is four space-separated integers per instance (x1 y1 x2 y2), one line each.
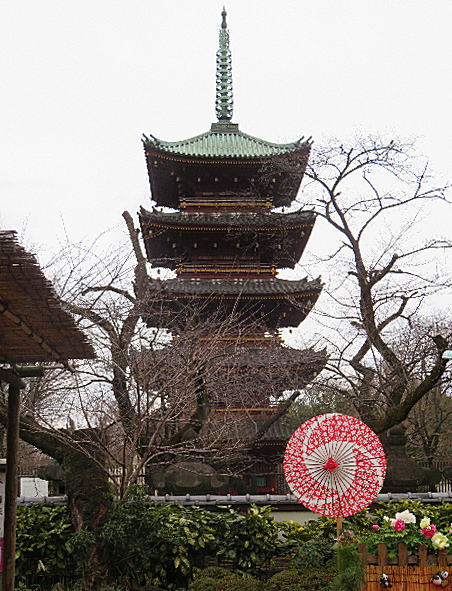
431 532 450 550
394 519 405 531
395 510 416 524
421 524 437 539
337 529 356 543
364 510 451 556
383 515 396 526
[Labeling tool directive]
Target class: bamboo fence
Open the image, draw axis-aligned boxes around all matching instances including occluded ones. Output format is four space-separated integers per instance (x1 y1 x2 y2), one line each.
359 542 451 590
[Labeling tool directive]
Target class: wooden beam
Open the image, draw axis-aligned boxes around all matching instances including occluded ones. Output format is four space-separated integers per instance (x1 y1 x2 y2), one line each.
2 382 21 591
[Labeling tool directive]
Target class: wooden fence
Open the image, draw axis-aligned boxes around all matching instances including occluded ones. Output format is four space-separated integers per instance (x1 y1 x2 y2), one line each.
206 543 451 590
358 542 451 591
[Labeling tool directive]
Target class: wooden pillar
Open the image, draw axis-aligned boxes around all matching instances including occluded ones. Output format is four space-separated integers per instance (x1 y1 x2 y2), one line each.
2 382 21 591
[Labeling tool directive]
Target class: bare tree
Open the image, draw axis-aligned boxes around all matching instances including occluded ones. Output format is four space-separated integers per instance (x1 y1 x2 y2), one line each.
0 211 324 586
398 316 452 466
285 136 451 434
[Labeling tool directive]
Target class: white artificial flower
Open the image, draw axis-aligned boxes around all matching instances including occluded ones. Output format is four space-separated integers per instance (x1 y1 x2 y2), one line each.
383 515 397 526
420 517 431 529
431 532 450 550
395 510 416 524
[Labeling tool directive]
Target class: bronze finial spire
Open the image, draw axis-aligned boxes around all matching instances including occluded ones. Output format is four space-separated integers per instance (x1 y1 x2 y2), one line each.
215 7 233 121
221 6 227 28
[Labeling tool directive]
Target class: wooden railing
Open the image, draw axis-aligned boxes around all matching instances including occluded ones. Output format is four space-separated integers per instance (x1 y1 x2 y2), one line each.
358 542 450 567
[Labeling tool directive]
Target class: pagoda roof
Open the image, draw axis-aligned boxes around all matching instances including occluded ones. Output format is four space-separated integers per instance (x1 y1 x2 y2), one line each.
147 276 321 298
227 345 327 370
140 207 316 231
143 126 311 160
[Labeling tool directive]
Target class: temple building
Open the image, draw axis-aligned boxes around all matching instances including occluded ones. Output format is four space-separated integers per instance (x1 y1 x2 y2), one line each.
138 9 327 493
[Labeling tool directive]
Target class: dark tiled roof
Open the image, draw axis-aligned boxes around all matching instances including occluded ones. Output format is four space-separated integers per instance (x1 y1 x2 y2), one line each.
20 492 452 506
229 346 327 369
140 207 316 231
147 277 322 297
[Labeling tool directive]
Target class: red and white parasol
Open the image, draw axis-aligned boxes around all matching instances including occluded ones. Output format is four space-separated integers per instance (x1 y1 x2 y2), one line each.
284 413 386 518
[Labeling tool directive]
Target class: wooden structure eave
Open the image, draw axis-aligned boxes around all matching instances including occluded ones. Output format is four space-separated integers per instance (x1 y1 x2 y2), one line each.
142 278 322 330
144 143 310 209
139 207 316 270
0 230 95 591
0 231 95 363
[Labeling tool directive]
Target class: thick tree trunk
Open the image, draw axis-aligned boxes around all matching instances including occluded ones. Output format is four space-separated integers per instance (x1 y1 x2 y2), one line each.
0 405 113 590
63 449 113 590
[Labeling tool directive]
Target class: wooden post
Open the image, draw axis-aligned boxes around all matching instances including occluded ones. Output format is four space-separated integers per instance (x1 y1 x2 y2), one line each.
377 543 387 567
398 542 408 566
2 382 21 591
419 544 427 567
438 548 448 569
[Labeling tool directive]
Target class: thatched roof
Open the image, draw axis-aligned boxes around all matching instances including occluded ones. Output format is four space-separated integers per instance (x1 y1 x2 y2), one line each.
0 231 95 363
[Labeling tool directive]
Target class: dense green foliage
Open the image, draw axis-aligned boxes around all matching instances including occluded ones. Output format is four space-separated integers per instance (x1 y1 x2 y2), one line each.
190 572 261 591
266 566 336 591
101 489 281 588
328 544 364 591
12 498 452 590
16 505 75 586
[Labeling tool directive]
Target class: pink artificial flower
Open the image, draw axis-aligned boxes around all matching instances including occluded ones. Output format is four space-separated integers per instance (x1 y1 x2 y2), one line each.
394 520 405 531
372 524 380 530
421 524 437 539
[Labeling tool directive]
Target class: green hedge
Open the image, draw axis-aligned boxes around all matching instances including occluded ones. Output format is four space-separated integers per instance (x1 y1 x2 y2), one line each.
16 505 75 586
13 497 452 590
101 489 281 589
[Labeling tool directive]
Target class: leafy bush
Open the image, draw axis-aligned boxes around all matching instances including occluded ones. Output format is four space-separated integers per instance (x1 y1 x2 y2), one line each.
215 506 280 574
101 489 219 589
15 505 75 586
190 571 260 591
194 566 232 580
220 574 261 591
265 569 306 591
328 544 364 591
12 497 451 589
291 538 334 570
102 490 281 588
266 566 336 591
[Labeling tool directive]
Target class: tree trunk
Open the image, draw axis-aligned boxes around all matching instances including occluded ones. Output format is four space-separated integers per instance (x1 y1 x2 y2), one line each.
62 448 113 590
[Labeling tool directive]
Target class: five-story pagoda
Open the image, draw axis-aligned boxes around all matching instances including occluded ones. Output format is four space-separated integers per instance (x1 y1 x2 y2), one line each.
139 9 327 493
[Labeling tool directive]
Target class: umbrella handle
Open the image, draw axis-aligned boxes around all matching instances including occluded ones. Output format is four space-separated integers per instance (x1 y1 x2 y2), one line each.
337 517 343 537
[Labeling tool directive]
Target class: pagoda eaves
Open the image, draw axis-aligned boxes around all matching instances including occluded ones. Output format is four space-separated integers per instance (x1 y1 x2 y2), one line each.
139 207 316 270
138 9 327 479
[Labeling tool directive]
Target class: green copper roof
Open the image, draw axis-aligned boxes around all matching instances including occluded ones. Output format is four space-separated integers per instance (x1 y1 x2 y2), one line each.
142 9 312 160
143 129 310 158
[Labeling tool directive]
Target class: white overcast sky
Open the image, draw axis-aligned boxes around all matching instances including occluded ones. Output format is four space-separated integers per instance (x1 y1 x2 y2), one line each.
1 0 451 264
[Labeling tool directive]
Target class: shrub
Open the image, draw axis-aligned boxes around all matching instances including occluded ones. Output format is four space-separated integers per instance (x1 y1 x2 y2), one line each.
15 505 75 586
265 569 306 591
102 489 219 589
190 571 260 591
328 544 364 591
220 574 261 591
216 506 280 574
190 576 227 591
291 538 334 570
194 567 232 580
266 566 336 591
